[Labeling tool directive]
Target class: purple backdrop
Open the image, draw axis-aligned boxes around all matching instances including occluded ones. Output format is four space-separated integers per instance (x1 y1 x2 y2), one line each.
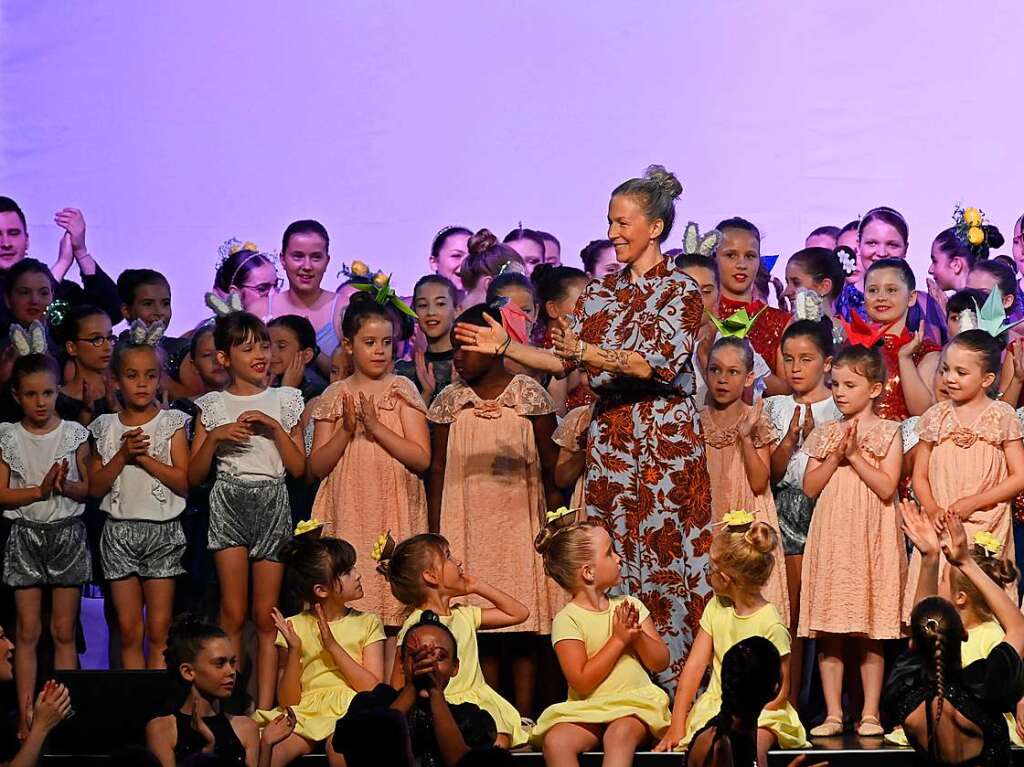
1 1 1022 332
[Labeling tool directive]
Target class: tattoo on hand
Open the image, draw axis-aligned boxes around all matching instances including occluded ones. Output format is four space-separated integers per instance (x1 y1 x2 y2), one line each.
597 348 631 373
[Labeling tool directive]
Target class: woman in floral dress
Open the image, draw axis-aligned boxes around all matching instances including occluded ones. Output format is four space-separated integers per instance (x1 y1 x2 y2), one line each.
455 165 712 684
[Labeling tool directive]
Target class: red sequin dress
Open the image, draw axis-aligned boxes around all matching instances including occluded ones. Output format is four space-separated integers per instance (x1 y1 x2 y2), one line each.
877 330 942 422
717 297 790 374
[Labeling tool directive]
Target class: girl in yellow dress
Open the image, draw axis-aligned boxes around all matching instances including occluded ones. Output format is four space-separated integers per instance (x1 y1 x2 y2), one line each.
655 516 808 762
384 532 530 748
252 530 385 767
530 518 672 765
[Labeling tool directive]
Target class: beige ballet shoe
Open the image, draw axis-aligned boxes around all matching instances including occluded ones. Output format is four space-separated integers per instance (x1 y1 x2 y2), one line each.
810 716 844 737
857 715 884 737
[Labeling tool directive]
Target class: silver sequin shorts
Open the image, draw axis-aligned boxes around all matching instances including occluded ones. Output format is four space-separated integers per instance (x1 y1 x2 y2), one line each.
208 475 291 562
101 517 186 580
3 516 92 588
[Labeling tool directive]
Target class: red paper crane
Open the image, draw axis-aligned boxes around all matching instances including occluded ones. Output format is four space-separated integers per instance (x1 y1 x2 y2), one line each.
837 312 896 348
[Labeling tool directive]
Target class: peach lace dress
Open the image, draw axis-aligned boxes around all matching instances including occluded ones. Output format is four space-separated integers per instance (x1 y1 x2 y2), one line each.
904 399 1022 616
798 419 906 639
699 406 790 627
428 375 560 634
551 404 593 511
310 375 428 627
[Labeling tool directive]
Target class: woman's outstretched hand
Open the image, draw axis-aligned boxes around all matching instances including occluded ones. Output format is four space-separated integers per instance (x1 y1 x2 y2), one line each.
453 314 508 355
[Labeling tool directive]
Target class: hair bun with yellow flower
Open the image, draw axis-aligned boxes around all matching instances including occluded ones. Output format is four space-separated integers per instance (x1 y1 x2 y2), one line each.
719 509 755 531
972 531 1003 558
952 204 1004 259
371 531 397 578
293 518 324 539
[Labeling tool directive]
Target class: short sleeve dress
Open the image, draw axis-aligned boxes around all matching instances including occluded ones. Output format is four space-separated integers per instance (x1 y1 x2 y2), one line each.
530 595 671 746
798 419 906 640
428 376 560 634
680 596 808 750
310 375 429 627
251 609 385 741
551 404 593 511
904 400 1022 615
699 405 789 626
398 605 527 747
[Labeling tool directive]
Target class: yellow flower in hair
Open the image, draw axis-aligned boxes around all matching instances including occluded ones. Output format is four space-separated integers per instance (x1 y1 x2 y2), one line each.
372 271 390 289
545 506 578 524
721 509 755 528
973 531 1002 556
294 518 324 537
967 226 985 246
371 531 396 562
350 260 370 277
963 207 983 227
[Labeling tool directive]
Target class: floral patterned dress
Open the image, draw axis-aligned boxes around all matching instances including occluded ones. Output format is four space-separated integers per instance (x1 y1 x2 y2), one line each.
566 257 711 683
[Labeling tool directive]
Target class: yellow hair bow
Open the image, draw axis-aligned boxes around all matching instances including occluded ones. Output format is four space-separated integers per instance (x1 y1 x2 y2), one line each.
294 518 324 538
973 531 1002 557
719 509 755 529
371 531 396 562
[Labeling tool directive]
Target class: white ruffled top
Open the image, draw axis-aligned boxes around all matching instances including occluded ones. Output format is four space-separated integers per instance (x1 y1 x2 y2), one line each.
0 420 89 523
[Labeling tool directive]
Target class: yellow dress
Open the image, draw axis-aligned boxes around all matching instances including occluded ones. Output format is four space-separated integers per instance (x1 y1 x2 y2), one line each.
885 620 1022 747
530 596 671 746
252 609 385 742
398 605 527 747
681 596 808 750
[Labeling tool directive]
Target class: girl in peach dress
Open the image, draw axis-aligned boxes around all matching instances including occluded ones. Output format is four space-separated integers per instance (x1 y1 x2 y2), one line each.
700 337 789 626
309 294 430 631
427 303 561 717
907 329 1024 607
552 403 592 510
799 344 905 738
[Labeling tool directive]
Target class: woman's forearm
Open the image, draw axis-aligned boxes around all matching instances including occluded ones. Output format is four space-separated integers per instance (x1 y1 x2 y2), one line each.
581 343 652 379
503 341 565 375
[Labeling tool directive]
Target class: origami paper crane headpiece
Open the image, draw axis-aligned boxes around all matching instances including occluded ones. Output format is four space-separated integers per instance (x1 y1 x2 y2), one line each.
793 288 823 322
968 285 1024 338
706 306 765 339
760 254 779 273
837 312 895 348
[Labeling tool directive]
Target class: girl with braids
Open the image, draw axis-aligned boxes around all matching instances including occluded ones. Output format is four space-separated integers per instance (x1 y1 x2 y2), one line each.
886 502 1024 765
530 519 671 766
656 519 806 761
686 637 825 767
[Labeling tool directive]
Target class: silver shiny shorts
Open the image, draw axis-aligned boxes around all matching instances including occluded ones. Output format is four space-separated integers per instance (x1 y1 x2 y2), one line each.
101 517 186 580
3 516 92 588
208 475 291 562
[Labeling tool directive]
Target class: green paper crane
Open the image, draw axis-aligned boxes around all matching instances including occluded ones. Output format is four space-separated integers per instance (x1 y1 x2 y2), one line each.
705 306 765 339
972 285 1024 338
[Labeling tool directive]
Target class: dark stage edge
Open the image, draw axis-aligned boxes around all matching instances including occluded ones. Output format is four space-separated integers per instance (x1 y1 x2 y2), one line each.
36 739 1024 766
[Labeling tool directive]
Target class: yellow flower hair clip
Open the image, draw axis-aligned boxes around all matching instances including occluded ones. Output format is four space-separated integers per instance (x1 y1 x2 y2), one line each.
719 510 755 530
972 531 1002 557
545 506 583 530
294 518 324 539
371 531 397 563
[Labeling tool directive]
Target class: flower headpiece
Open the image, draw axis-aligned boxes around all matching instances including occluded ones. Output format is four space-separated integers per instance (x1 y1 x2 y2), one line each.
952 205 989 250
217 238 272 289
45 298 71 328
128 319 165 347
719 509 755 530
681 222 721 258
340 261 417 318
837 312 895 348
293 518 324 539
972 531 1002 558
205 290 244 318
834 246 858 277
793 288 824 322
9 321 47 357
706 307 765 339
544 506 584 529
966 285 1024 338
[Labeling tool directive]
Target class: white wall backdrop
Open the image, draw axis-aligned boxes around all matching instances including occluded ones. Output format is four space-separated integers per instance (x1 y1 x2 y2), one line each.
1 1 1022 332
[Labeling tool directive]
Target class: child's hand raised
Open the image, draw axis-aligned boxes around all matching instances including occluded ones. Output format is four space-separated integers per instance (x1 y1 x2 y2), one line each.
939 511 970 567
282 353 305 389
37 461 63 501
801 403 815 441
843 420 859 459
897 328 924 361
899 500 940 557
340 392 357 434
188 689 216 750
313 603 341 653
271 608 302 653
737 399 763 439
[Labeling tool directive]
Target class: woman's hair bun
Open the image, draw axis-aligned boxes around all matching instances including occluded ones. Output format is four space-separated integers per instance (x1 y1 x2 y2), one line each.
643 164 683 200
468 228 499 257
743 521 779 555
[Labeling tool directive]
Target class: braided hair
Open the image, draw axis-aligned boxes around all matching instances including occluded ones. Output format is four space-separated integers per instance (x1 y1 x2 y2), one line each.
910 597 965 761
702 636 781 766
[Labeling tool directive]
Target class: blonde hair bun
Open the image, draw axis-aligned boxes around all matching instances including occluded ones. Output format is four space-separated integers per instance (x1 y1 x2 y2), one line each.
643 164 683 200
